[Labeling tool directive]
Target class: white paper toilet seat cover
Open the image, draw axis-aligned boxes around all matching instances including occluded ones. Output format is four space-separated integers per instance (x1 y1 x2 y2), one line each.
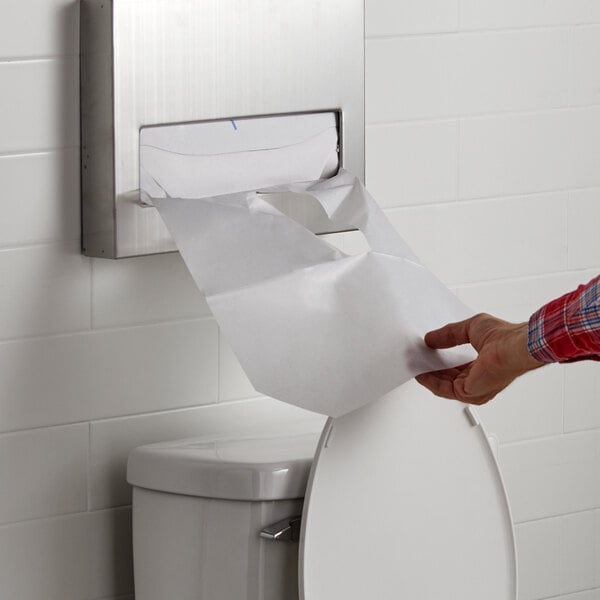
299 381 517 600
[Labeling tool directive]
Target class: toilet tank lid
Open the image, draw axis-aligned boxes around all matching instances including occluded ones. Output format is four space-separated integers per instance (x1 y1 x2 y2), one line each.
127 428 323 501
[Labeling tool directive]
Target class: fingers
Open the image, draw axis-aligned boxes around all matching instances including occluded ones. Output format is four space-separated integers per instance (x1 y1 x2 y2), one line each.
415 363 499 405
424 317 473 350
419 313 509 404
416 372 459 401
415 366 469 401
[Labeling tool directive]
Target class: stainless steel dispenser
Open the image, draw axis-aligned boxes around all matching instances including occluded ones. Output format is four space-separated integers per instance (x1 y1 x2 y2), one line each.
80 0 365 258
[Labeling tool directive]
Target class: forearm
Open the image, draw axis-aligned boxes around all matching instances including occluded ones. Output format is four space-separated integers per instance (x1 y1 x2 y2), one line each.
528 275 600 363
417 276 600 405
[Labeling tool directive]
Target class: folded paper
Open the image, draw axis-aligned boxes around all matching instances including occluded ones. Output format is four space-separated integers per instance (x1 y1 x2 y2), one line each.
153 170 475 417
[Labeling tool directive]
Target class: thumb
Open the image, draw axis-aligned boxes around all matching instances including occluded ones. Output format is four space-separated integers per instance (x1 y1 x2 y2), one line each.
424 317 473 350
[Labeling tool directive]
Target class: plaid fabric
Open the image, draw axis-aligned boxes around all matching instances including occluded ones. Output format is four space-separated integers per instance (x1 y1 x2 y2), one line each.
528 275 600 363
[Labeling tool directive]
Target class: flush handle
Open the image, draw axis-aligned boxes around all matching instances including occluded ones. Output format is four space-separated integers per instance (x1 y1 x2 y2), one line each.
260 515 302 542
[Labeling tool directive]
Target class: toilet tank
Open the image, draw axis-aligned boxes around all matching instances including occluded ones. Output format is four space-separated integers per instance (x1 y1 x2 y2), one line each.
127 429 322 600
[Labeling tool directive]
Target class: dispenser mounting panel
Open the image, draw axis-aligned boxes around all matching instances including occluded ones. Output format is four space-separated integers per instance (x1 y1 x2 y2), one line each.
80 0 365 258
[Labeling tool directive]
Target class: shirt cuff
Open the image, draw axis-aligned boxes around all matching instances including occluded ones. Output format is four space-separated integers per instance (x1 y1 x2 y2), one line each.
528 285 600 364
527 304 562 363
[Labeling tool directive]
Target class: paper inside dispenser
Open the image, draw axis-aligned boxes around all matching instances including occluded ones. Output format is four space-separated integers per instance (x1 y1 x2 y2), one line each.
140 112 344 234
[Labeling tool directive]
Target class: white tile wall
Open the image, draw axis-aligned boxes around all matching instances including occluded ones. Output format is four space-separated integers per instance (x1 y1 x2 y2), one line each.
366 36 456 123
366 29 568 123
568 190 600 270
0 0 599 598
560 511 600 596
453 270 600 324
218 331 256 402
0 508 132 600
460 111 570 198
0 242 90 340
454 29 569 115
564 361 600 433
0 513 91 600
569 109 600 189
478 366 564 444
500 431 600 522
0 150 80 246
92 252 210 328
365 0 459 36
0 0 79 58
570 26 600 106
516 509 600 600
366 120 458 207
387 193 567 285
0 319 218 432
460 0 600 29
0 423 88 524
460 108 600 199
516 518 562 600
0 59 78 153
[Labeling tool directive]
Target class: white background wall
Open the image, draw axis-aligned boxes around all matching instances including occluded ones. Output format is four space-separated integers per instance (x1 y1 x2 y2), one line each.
0 0 599 598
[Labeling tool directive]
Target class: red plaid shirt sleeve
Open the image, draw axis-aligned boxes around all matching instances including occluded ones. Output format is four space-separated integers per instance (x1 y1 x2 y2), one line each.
527 275 600 363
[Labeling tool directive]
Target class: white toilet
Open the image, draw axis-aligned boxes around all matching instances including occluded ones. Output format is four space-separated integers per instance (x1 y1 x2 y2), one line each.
127 381 517 599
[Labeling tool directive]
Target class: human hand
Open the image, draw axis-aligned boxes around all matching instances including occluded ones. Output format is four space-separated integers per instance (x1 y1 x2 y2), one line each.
415 313 545 405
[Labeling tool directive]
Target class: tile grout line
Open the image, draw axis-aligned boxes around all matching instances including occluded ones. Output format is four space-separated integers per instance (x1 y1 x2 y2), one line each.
365 23 576 41
216 327 221 402
0 395 267 437
366 101 600 127
515 506 600 527
87 422 92 512
1 100 600 159
0 237 82 251
562 362 566 435
1 265 598 348
562 190 570 448
450 265 600 290
0 489 594 532
558 511 565 600
0 314 217 346
501 427 600 449
499 420 600 447
383 184 600 212
2 187 599 253
539 586 600 600
366 22 600 41
0 22 597 64
0 54 78 64
456 118 461 201
0 504 132 531
567 26 574 108
2 391 597 441
0 420 88 440
565 189 572 275
0 147 79 159
89 257 95 330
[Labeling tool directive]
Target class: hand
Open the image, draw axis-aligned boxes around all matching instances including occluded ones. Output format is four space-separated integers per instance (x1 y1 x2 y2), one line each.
415 313 545 405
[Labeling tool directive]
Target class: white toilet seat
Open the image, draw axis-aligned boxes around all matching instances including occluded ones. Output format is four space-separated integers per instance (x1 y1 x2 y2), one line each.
299 380 517 600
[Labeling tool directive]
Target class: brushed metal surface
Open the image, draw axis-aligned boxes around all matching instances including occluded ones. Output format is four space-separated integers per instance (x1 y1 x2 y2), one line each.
80 0 115 257
80 0 365 258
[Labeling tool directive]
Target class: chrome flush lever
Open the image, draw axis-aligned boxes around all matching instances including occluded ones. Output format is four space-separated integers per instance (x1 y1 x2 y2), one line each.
259 515 302 542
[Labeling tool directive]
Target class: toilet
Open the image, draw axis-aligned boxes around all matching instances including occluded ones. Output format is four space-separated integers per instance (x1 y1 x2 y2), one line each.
127 381 517 599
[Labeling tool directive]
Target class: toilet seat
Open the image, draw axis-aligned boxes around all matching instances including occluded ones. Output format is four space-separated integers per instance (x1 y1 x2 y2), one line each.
299 381 517 600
